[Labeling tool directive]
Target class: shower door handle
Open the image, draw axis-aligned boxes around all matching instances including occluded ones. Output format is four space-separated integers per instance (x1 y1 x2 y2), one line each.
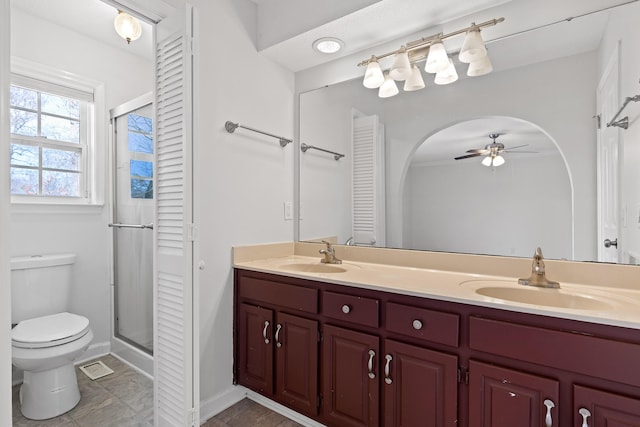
108 223 154 230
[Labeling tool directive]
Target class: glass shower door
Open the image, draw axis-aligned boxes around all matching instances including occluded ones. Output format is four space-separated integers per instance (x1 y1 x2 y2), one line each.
112 100 154 354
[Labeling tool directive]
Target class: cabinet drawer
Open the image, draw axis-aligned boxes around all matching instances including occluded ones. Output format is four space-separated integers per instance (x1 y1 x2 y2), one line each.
470 316 640 388
238 276 318 314
322 291 379 328
386 302 459 347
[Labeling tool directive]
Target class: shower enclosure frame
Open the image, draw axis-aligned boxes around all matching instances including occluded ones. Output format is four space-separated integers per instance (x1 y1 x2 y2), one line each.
109 92 154 361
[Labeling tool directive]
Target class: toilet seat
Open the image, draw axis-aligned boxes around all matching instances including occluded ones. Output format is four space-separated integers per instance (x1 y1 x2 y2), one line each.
12 312 90 349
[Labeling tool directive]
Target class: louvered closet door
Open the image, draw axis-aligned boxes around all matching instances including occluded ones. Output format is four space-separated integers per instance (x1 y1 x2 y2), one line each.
352 115 385 246
153 4 198 426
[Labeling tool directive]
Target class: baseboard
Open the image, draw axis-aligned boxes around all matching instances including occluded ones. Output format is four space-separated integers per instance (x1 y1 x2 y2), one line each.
199 385 247 424
75 341 110 365
246 391 326 427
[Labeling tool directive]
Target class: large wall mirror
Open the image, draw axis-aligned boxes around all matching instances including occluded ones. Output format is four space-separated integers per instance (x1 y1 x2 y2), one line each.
299 0 640 265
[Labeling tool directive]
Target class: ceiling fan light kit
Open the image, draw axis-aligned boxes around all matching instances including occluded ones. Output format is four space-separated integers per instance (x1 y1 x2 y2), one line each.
358 17 504 98
455 133 536 167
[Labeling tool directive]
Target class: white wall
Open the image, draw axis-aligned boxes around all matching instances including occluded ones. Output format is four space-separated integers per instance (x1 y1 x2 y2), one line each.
299 51 597 261
189 0 295 411
9 7 153 358
0 0 13 423
598 1 640 264
406 155 572 259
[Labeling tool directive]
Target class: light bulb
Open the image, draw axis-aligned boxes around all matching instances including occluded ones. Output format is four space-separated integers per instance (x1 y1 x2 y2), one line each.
378 73 399 98
403 65 425 92
424 41 449 73
482 156 492 167
114 11 142 44
493 155 505 166
389 47 412 81
434 58 458 85
467 54 493 77
459 28 487 63
363 57 385 88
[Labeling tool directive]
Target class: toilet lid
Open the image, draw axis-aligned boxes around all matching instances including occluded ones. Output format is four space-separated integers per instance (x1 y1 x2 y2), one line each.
12 312 90 349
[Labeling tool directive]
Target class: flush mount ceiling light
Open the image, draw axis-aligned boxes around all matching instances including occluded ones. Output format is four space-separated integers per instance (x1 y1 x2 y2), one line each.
313 37 344 54
114 10 142 44
358 17 504 98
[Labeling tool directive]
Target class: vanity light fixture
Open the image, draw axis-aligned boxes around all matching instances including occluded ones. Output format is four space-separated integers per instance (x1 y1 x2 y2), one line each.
313 37 344 54
358 17 504 98
378 72 399 98
114 10 142 44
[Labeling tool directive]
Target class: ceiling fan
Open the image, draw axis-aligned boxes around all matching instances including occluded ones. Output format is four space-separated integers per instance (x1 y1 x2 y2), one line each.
454 133 536 167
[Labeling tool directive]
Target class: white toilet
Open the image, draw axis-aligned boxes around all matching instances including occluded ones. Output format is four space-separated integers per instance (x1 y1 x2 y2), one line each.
11 253 93 420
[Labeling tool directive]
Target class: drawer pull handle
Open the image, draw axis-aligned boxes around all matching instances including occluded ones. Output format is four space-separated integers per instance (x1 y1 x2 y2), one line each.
579 408 591 427
342 304 351 314
367 350 376 379
262 321 270 344
543 399 555 427
275 324 282 348
412 319 423 330
384 354 393 384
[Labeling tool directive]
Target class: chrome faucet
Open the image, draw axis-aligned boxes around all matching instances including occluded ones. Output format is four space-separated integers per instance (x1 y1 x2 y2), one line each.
518 247 559 288
319 240 342 264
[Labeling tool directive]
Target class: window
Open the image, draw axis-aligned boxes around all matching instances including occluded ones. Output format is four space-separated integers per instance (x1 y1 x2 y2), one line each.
127 113 154 199
9 74 93 201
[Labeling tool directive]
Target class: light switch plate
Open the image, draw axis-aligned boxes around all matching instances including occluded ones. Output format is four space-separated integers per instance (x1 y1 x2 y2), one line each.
284 202 293 220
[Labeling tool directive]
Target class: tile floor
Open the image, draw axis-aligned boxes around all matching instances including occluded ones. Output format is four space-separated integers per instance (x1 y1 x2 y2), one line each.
12 354 301 427
13 354 153 427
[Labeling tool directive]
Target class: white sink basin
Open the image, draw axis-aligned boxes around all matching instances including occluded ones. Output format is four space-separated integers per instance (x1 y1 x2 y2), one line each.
277 262 348 274
461 280 616 311
474 286 614 311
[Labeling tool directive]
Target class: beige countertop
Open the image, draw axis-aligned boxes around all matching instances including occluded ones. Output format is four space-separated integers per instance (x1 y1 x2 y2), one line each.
234 245 640 330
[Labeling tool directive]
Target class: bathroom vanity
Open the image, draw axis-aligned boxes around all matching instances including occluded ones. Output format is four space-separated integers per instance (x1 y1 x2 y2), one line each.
233 245 640 426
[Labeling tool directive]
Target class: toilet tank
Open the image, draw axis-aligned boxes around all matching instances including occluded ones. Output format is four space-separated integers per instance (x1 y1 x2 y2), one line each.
10 254 76 324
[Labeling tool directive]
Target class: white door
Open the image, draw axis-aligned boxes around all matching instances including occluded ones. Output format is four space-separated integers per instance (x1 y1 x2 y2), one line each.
153 4 198 426
597 46 621 263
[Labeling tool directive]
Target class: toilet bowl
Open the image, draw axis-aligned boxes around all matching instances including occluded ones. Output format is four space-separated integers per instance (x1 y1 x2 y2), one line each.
10 254 93 420
12 312 94 420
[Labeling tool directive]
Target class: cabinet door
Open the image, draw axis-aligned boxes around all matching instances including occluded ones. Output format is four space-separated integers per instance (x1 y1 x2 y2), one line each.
574 385 640 426
383 339 458 426
322 324 380 427
469 360 559 427
237 303 274 394
275 312 319 417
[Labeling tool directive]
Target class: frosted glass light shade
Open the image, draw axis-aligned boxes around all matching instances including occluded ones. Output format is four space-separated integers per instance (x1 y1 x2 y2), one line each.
363 58 385 88
482 156 492 167
114 11 142 44
467 54 493 77
493 155 505 166
389 48 412 81
404 65 425 91
378 73 399 98
459 28 487 63
434 58 458 85
424 42 449 73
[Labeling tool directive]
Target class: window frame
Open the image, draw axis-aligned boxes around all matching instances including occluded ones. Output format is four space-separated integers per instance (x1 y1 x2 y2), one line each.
9 58 103 207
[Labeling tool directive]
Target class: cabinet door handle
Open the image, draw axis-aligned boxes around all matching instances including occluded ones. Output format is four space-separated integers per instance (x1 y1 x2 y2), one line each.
262 321 270 344
341 304 351 314
412 319 423 330
543 399 555 427
384 354 393 384
275 324 282 348
367 350 376 379
579 408 591 427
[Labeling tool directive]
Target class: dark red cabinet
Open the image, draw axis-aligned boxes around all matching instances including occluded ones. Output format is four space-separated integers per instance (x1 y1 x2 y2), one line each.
383 339 458 426
573 385 640 426
468 360 559 427
236 302 318 417
322 324 380 427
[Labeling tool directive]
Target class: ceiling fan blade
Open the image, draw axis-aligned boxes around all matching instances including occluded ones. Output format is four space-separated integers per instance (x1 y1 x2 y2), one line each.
466 148 489 154
503 150 538 154
455 153 484 160
504 144 529 150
